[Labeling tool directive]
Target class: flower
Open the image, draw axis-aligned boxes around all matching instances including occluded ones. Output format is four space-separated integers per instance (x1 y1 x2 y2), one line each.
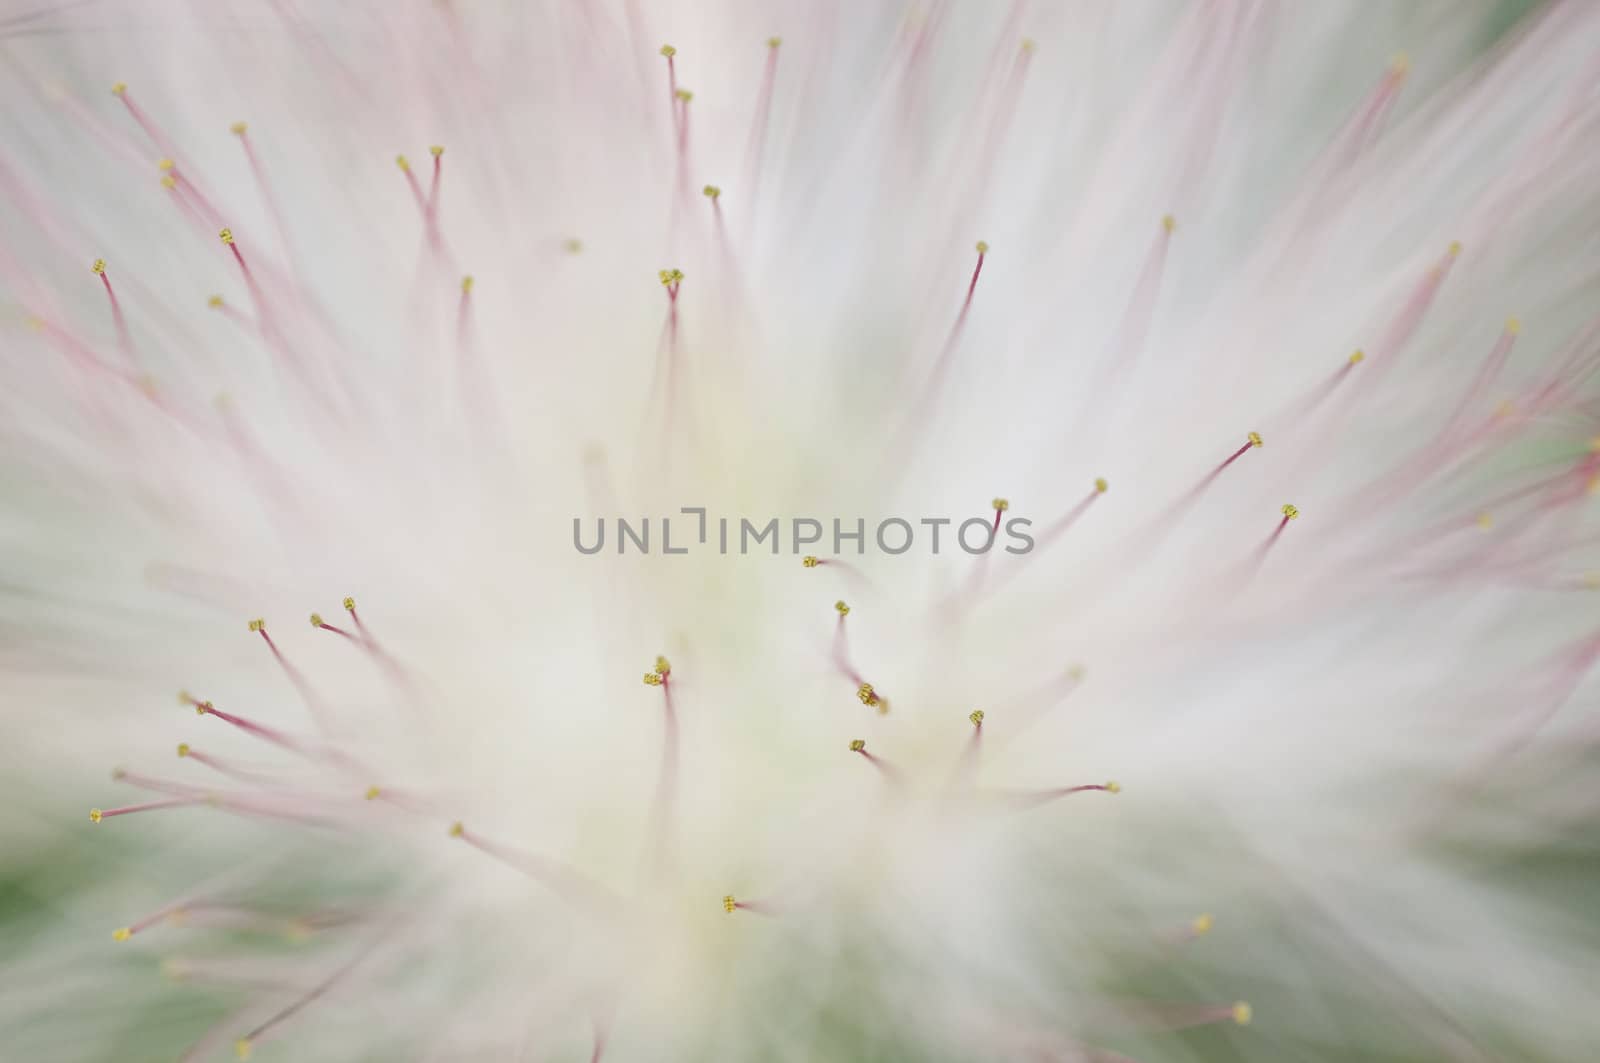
2 2 1599 1060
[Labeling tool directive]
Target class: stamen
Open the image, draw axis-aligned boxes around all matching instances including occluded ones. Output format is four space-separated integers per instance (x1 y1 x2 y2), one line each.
90 798 197 823
309 612 357 641
92 258 135 366
744 36 782 214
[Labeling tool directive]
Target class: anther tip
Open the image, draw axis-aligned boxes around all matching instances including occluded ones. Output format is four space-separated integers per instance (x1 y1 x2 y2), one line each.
218 228 234 245
1248 431 1262 448
992 497 1009 511
834 600 850 616
1192 913 1214 935
659 44 676 57
849 739 866 752
89 808 102 823
110 82 126 96
230 121 248 135
1505 316 1521 335
395 154 410 171
207 294 224 308
364 785 381 801
112 926 131 941
1281 504 1299 520
91 258 106 275
343 596 356 611
722 894 736 913
235 1037 253 1060
309 613 323 628
702 184 721 199
767 36 782 48
429 145 444 157
448 821 465 838
177 743 190 758
461 275 474 293
969 709 985 726
1232 1002 1252 1026
975 240 990 254
1105 780 1121 794
1349 349 1365 365
1162 214 1177 233
802 555 819 568
1094 477 1109 494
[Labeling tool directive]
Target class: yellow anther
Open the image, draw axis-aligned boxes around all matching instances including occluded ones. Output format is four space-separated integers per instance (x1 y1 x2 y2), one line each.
1586 572 1600 590
702 184 721 200
235 1037 253 1060
461 275 474 293
992 497 1009 511
177 743 190 758
218 228 234 245
1476 512 1493 529
309 613 323 628
802 555 819 567
448 821 465 838
835 600 850 616
430 145 444 157
1448 241 1461 257
564 238 584 254
1162 214 1177 233
111 83 126 96
343 596 356 611
1280 504 1299 520
1191 913 1214 935
660 44 676 57
643 672 664 686
112 927 131 942
111 767 127 781
364 785 381 800
655 655 671 676
160 175 177 189
91 258 106 275
396 154 411 172
247 618 263 632
1495 400 1516 419
1349 349 1365 365
1067 664 1086 681
1390 52 1410 76
230 121 248 135
1247 431 1262 448
674 88 693 102
1105 780 1122 793
849 739 866 752
178 689 192 705
976 240 990 254
767 36 782 48
1232 1002 1252 1026
722 894 736 913
158 158 174 171
1505 317 1520 335
197 700 213 716
207 294 224 309
856 683 878 707
657 268 684 286
1589 475 1600 496
89 808 102 823
1022 38 1036 53
969 709 985 726
1094 478 1109 494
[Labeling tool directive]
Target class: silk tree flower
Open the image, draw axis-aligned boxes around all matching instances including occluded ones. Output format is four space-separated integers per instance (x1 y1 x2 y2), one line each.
2 0 1599 1059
